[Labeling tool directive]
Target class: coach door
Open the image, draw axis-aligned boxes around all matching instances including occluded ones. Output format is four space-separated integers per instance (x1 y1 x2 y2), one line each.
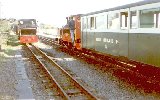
81 17 88 48
119 8 129 57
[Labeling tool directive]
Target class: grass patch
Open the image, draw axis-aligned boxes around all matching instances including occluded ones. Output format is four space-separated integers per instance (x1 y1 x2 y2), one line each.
3 48 15 56
0 34 20 60
7 35 20 46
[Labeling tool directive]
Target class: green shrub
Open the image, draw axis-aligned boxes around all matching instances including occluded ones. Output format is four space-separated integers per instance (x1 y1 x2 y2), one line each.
0 20 11 32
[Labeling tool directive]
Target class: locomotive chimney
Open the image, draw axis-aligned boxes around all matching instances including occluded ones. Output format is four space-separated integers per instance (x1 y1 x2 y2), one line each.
66 17 69 24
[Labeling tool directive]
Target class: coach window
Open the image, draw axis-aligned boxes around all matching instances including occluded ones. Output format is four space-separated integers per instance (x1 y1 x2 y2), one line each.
90 17 95 29
140 8 160 28
158 13 160 28
108 13 119 29
96 15 105 29
121 12 128 29
82 18 87 30
87 18 90 29
130 11 137 29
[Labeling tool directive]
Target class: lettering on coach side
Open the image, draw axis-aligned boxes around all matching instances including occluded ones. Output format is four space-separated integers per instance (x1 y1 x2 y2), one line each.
105 44 108 49
96 38 102 42
103 38 119 49
103 38 119 44
115 40 119 44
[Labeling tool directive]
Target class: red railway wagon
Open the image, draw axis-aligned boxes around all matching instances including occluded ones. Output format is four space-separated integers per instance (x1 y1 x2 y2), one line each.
20 35 38 43
19 28 38 43
18 19 38 43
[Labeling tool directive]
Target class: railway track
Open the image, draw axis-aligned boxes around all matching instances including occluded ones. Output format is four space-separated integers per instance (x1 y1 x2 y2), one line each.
25 44 100 100
38 35 160 92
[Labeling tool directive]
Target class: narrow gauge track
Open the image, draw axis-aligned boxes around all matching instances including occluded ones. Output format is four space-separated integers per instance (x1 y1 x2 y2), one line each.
38 35 160 93
25 44 99 100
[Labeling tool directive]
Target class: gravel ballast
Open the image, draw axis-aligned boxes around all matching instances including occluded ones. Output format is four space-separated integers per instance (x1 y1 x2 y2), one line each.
0 34 56 99
36 41 160 100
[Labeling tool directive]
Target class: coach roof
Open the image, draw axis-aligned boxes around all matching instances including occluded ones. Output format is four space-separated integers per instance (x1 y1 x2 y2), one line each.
82 0 160 16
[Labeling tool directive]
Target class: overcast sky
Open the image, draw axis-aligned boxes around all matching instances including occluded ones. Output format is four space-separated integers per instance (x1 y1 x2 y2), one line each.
0 0 142 27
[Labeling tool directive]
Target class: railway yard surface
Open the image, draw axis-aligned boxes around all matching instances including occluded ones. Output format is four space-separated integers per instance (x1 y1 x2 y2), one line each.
0 32 160 100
